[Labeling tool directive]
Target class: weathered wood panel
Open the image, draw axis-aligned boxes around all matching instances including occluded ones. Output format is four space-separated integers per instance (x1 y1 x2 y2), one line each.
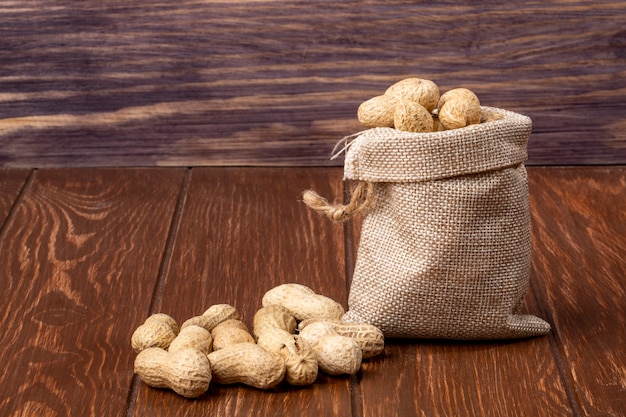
0 168 185 417
529 167 626 417
1 1 624 167
129 167 355 416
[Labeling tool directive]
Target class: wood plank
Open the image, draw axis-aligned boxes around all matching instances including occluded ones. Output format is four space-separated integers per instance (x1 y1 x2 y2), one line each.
528 166 626 417
0 1 625 167
129 167 354 416
358 337 573 417
0 168 185 417
0 169 30 223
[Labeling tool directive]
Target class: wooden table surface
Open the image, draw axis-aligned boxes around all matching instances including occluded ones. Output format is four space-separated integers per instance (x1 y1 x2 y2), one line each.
0 166 624 417
1 1 625 416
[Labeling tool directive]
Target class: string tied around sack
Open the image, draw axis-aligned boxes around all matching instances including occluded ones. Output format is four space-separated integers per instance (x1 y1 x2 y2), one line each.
302 180 375 223
302 130 376 222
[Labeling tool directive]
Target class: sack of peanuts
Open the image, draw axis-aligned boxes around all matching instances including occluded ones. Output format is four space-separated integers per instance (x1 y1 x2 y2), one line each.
304 78 551 339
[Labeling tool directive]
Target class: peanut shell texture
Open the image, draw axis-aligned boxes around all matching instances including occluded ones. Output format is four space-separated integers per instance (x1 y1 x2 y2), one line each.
357 94 397 128
211 319 255 350
437 87 482 130
134 347 211 398
394 100 434 133
257 327 319 386
299 321 362 376
299 319 385 359
207 343 286 389
262 283 344 321
131 313 179 353
168 324 213 355
385 78 440 112
180 303 240 332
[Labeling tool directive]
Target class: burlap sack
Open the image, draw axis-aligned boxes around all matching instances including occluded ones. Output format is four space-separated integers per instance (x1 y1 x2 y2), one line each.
340 107 551 339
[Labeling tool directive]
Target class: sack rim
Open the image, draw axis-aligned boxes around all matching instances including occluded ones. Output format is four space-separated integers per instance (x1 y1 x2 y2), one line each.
343 106 532 182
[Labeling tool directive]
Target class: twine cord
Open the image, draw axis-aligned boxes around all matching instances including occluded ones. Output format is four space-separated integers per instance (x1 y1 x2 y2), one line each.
303 130 376 222
302 181 375 223
330 130 369 160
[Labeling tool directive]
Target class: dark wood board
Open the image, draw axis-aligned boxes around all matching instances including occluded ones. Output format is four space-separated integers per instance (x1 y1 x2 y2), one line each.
153 167 347 320
0 166 623 417
1 1 625 167
0 168 30 224
0 168 185 417
528 166 626 417
128 167 356 416
358 336 573 417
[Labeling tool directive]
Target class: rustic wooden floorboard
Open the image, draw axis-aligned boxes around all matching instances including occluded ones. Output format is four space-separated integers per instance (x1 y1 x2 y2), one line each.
0 168 186 417
0 166 623 416
129 167 355 416
1 1 625 167
358 336 573 417
528 167 626 417
0 168 30 223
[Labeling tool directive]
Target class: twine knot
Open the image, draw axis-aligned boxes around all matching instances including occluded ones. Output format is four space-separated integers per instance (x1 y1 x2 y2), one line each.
302 181 374 223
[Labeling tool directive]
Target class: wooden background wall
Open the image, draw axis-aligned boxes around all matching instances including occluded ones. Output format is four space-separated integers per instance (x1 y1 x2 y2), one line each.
1 0 625 167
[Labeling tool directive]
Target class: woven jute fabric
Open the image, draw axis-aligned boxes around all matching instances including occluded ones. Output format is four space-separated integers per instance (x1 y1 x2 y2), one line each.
341 107 551 339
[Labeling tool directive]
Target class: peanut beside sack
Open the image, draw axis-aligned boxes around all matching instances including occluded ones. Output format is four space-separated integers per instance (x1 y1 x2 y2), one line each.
131 284 384 399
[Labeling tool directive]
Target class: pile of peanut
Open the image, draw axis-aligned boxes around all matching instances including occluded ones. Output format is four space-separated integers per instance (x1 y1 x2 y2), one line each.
131 283 385 398
357 78 482 133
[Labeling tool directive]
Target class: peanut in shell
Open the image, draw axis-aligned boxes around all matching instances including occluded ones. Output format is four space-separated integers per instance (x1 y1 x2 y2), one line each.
437 88 482 130
385 78 440 112
357 94 396 128
394 100 434 133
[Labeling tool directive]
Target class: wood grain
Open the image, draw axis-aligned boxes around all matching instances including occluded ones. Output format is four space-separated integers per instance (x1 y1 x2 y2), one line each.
129 167 355 416
528 166 626 417
0 169 30 223
0 168 185 417
358 337 573 417
0 166 623 416
1 1 625 167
